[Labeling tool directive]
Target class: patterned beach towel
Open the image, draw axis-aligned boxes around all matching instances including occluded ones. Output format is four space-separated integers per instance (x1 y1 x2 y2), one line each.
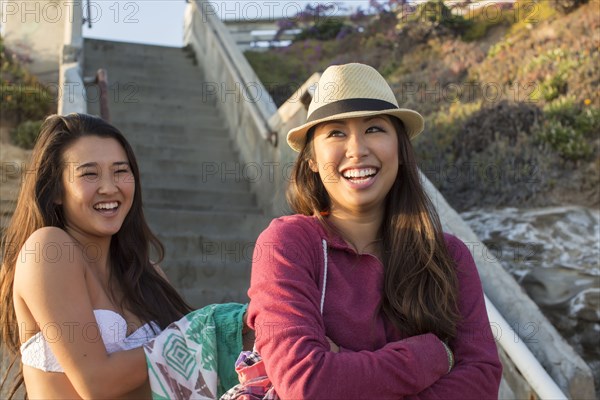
144 303 248 400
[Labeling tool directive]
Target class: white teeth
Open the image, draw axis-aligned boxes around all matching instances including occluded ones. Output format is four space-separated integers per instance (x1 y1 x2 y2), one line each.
94 202 118 210
342 168 377 179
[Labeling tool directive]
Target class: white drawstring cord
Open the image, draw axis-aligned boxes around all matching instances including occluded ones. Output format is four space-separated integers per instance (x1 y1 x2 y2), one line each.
320 239 328 315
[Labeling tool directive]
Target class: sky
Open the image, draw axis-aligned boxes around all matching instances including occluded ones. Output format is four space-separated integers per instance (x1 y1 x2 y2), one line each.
82 1 372 47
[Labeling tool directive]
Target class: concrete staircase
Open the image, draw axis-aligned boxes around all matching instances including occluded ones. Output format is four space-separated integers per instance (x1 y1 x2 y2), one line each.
83 39 271 307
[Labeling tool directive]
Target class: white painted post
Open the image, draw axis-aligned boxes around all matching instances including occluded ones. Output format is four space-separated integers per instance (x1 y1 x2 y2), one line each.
59 1 87 115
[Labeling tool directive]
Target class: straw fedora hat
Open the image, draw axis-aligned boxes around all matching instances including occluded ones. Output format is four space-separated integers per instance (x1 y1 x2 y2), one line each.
287 63 425 152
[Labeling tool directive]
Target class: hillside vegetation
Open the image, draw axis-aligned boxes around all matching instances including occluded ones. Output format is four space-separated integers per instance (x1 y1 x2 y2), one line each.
1 35 55 148
246 0 599 211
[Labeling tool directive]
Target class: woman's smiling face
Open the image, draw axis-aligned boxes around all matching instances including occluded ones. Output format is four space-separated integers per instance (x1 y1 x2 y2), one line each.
309 115 399 215
58 135 135 242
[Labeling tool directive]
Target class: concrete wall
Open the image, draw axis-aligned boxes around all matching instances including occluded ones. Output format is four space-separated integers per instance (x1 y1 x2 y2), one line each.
1 0 68 85
184 0 281 217
1 0 86 114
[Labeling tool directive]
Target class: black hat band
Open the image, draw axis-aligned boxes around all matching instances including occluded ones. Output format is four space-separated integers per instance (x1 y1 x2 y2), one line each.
307 98 399 123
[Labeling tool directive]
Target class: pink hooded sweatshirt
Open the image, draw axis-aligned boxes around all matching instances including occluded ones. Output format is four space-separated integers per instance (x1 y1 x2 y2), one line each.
247 214 502 399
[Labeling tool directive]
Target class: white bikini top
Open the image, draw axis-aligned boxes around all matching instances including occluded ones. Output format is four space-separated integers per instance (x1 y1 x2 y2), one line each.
20 309 161 373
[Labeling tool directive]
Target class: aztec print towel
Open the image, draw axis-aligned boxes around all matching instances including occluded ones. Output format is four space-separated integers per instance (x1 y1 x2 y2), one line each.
144 303 248 399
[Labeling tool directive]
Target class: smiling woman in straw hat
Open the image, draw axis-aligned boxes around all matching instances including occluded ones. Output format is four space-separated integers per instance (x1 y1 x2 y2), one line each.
244 63 502 399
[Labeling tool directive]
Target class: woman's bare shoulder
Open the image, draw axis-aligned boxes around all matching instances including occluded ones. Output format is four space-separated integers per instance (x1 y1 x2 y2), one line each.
14 227 86 290
23 226 76 245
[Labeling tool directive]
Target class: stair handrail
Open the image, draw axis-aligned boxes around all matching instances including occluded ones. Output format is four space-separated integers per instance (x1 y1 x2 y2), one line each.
484 295 567 399
185 0 278 145
82 0 93 28
417 171 595 399
96 69 110 122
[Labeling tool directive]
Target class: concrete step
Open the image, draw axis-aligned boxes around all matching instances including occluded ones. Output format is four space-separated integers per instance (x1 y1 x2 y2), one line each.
0 216 11 236
103 101 218 115
100 80 209 95
109 107 220 122
134 95 217 106
137 157 253 175
130 137 231 150
133 144 238 163
84 56 198 70
160 263 249 293
85 89 218 106
89 83 208 101
0 200 14 234
158 233 259 259
124 132 230 148
84 59 199 75
142 188 256 210
82 77 207 95
84 67 203 83
129 136 234 152
84 79 207 100
85 39 188 56
108 107 223 124
85 50 193 66
146 200 260 214
110 112 225 130
0 199 16 215
177 287 249 309
166 260 250 279
164 263 250 299
0 210 12 223
86 98 220 116
140 172 250 192
145 208 270 237
82 85 217 108
83 65 202 84
112 122 229 138
124 130 229 144
105 101 216 114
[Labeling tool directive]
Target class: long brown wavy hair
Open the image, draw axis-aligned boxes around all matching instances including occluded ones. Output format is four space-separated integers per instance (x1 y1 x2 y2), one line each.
287 116 460 341
0 113 191 398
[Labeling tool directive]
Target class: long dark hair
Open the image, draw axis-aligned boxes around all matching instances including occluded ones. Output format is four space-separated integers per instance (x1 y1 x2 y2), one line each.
287 116 460 340
0 113 191 398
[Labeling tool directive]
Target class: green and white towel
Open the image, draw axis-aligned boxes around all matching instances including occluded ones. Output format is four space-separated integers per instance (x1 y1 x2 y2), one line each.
144 303 248 400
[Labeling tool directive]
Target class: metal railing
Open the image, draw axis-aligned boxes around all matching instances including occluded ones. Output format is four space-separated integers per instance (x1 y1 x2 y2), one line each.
82 0 92 28
96 69 110 122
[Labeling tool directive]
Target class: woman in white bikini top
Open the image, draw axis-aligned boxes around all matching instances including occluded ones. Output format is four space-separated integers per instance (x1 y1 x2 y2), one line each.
0 114 192 399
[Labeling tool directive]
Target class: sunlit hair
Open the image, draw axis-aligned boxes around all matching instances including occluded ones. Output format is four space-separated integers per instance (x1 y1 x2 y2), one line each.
0 113 191 398
287 116 460 340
